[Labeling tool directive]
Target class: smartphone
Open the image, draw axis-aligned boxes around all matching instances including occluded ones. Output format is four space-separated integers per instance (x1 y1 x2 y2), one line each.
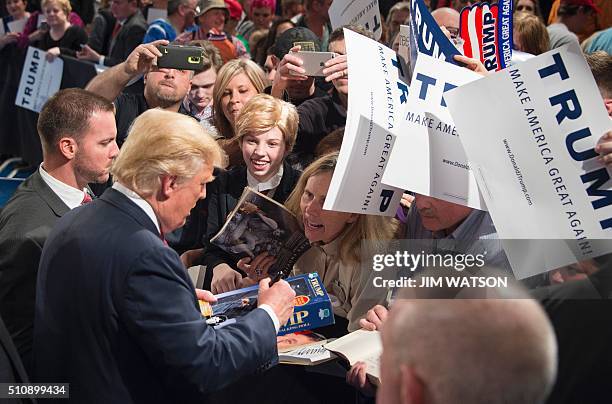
289 51 338 77
156 45 205 71
39 22 49 31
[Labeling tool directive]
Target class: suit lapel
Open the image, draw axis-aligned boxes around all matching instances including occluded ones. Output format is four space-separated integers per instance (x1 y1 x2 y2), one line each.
30 171 70 218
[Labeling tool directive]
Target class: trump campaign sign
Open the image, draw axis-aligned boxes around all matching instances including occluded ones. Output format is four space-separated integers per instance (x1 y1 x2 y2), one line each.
459 0 513 71
446 43 612 278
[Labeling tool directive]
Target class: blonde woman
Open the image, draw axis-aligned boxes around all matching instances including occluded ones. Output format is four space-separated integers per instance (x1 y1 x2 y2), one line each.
212 58 267 166
282 153 397 335
37 0 87 60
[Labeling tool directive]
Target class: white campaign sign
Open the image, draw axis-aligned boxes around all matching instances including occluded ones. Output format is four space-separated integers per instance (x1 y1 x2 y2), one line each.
445 43 612 278
397 25 410 64
15 47 63 113
329 0 382 41
383 53 487 210
324 29 404 216
7 18 27 33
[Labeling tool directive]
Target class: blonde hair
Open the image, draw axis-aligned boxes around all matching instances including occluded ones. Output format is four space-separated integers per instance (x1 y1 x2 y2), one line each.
41 0 71 15
235 94 299 152
111 109 226 197
212 58 267 139
285 153 398 264
514 11 550 55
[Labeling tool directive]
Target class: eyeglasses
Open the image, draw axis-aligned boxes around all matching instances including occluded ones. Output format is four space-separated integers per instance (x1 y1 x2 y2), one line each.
446 27 460 39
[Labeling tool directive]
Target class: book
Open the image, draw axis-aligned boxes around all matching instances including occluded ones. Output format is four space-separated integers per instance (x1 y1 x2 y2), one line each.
324 330 382 385
278 332 336 366
203 273 335 336
210 187 311 280
279 344 335 366
277 331 328 353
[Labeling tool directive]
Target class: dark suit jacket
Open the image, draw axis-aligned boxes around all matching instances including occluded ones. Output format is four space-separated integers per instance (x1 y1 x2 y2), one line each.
34 188 277 403
104 10 147 67
532 267 612 404
0 171 69 373
88 9 116 56
0 315 35 404
201 161 302 287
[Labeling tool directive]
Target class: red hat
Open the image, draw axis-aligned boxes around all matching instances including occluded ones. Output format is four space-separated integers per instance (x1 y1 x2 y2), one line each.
224 0 243 20
561 0 601 13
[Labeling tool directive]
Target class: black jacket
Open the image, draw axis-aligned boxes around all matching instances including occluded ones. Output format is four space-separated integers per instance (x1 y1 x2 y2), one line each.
293 89 347 168
0 171 70 374
103 10 147 67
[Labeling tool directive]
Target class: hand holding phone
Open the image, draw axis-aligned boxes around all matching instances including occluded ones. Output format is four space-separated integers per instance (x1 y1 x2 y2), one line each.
288 51 338 77
156 44 206 71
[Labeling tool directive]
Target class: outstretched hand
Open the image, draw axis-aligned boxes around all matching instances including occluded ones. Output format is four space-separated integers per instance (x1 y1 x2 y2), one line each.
453 54 488 76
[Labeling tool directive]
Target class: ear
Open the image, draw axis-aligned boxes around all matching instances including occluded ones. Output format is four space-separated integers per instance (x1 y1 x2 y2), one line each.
159 174 179 199
58 137 78 160
271 55 280 68
604 98 612 117
399 365 425 404
347 213 359 224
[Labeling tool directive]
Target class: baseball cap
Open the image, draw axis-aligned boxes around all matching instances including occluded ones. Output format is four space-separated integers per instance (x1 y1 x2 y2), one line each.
273 27 321 60
196 0 229 17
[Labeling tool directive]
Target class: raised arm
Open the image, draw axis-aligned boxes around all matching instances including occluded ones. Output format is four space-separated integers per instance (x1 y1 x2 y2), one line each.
85 40 167 101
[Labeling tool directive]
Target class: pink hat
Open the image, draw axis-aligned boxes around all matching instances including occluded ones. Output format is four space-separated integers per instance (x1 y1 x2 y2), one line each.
250 0 276 11
224 0 243 20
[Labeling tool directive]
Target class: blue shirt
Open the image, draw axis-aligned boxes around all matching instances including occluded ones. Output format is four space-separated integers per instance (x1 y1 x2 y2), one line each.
143 19 176 43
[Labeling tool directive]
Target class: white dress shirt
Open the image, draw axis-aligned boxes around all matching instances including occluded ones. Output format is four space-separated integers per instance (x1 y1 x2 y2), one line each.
38 164 89 210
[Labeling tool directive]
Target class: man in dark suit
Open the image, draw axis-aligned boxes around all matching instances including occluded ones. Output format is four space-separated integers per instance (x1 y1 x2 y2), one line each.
531 257 612 404
34 108 296 403
0 315 35 404
77 0 147 67
0 89 119 374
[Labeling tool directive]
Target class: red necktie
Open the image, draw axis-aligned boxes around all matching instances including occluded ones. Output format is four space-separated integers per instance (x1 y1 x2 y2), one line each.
111 21 122 39
81 193 93 205
160 231 169 246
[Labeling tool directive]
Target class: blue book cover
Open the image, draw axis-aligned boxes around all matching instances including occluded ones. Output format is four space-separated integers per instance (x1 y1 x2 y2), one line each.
204 273 335 336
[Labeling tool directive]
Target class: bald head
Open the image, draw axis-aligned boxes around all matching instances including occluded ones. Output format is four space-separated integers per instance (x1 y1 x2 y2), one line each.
378 297 557 404
432 7 460 32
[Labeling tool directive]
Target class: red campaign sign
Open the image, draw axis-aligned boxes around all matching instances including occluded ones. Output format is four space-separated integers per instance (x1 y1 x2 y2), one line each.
459 1 513 71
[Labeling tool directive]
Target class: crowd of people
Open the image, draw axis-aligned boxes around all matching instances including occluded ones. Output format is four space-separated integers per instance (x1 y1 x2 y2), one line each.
0 0 611 403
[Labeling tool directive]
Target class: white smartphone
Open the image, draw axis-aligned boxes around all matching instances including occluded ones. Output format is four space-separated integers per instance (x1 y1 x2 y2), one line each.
289 51 338 77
